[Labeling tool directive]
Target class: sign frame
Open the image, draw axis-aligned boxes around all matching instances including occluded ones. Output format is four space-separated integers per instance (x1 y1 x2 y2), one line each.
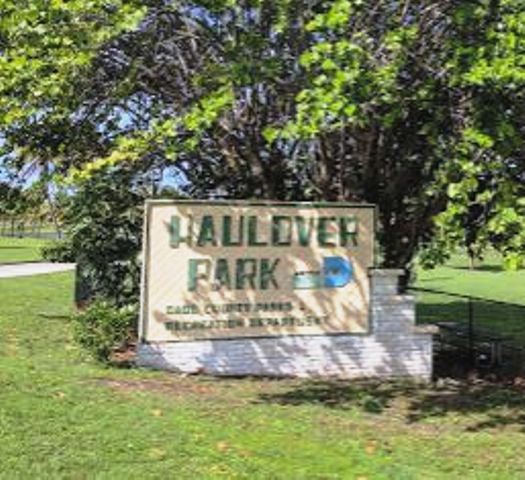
139 199 377 343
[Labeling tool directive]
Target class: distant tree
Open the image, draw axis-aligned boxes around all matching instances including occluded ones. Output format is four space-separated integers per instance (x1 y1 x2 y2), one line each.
0 182 24 236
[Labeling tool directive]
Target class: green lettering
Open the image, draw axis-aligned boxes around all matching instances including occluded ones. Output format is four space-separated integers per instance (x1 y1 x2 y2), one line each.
248 216 268 246
188 259 211 291
214 258 232 290
340 217 358 247
222 216 244 247
272 216 292 246
250 318 263 327
235 258 257 289
318 217 337 247
259 258 280 290
170 215 193 248
197 216 217 247
295 216 314 247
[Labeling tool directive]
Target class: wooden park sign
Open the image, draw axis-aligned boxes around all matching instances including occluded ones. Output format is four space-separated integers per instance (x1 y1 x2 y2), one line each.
140 200 376 342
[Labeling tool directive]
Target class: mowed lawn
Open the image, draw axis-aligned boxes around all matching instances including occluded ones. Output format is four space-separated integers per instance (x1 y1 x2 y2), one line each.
415 251 525 344
0 236 50 264
416 250 525 305
2 273 525 478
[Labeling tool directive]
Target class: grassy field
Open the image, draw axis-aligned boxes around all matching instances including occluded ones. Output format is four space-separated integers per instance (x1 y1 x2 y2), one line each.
2 272 525 478
0 236 51 264
414 251 525 345
416 250 525 305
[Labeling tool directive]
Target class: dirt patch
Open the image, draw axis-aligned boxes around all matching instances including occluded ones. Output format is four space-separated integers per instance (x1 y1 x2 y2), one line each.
109 346 137 367
94 373 525 433
96 376 218 397
93 374 308 407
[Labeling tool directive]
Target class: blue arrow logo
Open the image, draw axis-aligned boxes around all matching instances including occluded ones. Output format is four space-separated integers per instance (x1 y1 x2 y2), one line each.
293 257 353 290
323 256 353 288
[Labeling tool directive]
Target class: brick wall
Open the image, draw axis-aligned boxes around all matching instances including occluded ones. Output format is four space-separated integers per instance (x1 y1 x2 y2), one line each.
137 269 435 381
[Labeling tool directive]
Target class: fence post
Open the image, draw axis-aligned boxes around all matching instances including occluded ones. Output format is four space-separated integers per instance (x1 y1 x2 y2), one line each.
468 297 474 367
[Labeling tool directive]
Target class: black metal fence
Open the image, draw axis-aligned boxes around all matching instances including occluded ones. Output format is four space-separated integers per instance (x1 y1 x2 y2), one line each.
410 287 525 375
0 217 61 240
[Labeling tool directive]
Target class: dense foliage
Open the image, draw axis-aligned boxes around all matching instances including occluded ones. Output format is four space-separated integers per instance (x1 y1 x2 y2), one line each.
1 0 523 270
72 299 136 362
0 182 22 218
56 167 147 306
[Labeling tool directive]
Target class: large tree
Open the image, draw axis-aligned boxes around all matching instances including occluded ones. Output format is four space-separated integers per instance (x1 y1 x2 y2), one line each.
0 0 523 270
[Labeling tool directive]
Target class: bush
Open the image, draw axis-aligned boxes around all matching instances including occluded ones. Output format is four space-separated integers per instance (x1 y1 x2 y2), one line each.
41 238 76 263
60 168 146 307
72 300 137 363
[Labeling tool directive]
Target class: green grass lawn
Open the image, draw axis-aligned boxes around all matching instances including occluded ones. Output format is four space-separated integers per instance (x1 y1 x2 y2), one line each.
2 272 525 478
416 250 525 305
415 251 525 345
0 236 50 264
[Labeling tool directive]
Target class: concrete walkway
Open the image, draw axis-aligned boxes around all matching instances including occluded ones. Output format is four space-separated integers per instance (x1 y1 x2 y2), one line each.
0 263 76 279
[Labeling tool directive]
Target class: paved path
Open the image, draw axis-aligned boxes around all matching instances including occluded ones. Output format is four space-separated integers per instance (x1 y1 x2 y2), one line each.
0 263 75 279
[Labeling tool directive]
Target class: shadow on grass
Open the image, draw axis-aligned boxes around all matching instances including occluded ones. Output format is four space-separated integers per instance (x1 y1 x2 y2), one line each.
451 265 506 273
258 378 525 431
258 379 416 414
38 313 71 320
416 297 525 337
406 382 525 431
107 359 136 369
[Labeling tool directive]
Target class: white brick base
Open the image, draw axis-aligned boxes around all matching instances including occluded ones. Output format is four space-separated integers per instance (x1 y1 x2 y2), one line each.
137 270 435 381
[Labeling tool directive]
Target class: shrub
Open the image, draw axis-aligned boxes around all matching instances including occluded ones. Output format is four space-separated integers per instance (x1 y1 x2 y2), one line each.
57 167 146 307
72 300 137 363
41 238 76 263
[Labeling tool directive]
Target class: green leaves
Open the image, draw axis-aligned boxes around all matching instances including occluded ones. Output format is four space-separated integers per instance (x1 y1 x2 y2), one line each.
69 85 235 180
451 1 525 86
432 119 524 269
1 0 524 271
72 300 137 362
0 0 147 130
305 0 354 31
278 12 420 138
